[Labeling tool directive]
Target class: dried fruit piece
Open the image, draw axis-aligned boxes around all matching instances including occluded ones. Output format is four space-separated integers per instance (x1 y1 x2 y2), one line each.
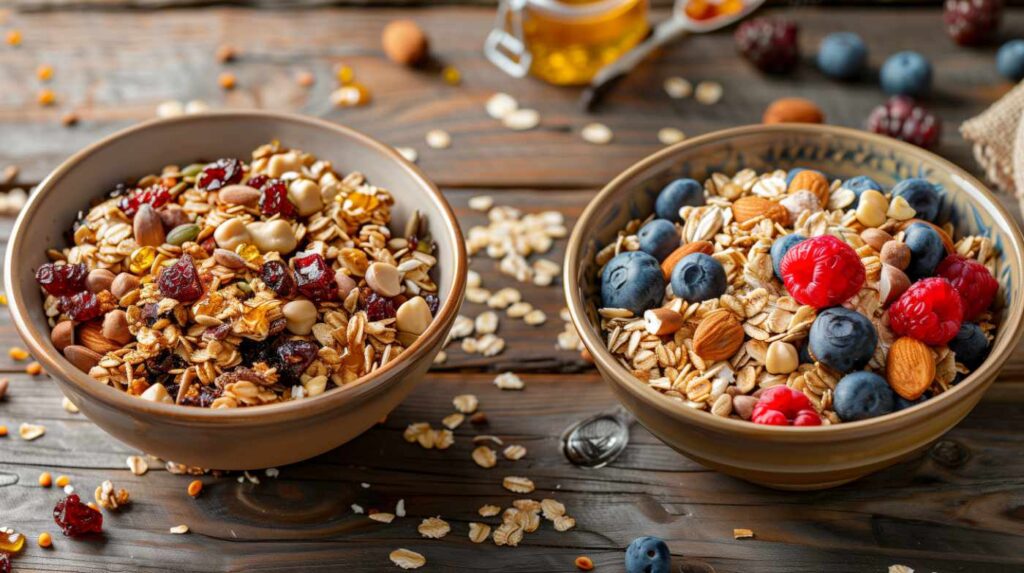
260 260 297 297
197 158 244 192
118 185 171 217
36 262 88 297
157 254 204 302
274 339 318 381
866 96 941 149
734 17 799 74
53 494 103 537
58 291 103 321
292 252 336 301
258 178 297 218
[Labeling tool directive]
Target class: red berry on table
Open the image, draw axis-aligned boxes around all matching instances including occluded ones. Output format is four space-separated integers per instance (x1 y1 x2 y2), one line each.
35 262 88 297
752 386 819 426
935 254 998 320
779 235 865 309
889 277 964 346
53 494 103 537
866 96 942 150
734 18 799 74
944 0 1003 46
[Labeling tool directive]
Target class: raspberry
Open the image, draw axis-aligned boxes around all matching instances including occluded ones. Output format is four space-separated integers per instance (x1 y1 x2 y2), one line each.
260 260 297 298
889 277 963 345
58 291 103 321
118 185 171 217
53 494 103 537
751 386 821 426
197 158 244 192
35 262 88 296
866 96 942 150
779 235 865 309
292 252 336 301
157 254 204 302
258 178 297 218
734 18 799 74
935 254 998 320
944 0 1002 46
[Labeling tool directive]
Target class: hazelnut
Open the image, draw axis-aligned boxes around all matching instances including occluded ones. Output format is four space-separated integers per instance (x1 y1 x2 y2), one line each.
382 19 429 67
880 241 911 270
51 320 75 351
110 273 141 299
85 268 116 294
102 310 132 345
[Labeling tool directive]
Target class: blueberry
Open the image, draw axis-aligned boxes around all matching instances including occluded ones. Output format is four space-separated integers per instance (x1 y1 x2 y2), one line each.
655 178 704 223
895 395 926 411
903 223 946 281
880 51 932 97
808 307 877 373
841 175 884 208
770 233 806 279
891 178 940 222
997 39 1024 82
817 32 868 80
948 322 990 370
834 371 895 421
670 253 727 303
601 251 666 316
625 536 671 573
637 219 680 261
798 342 813 365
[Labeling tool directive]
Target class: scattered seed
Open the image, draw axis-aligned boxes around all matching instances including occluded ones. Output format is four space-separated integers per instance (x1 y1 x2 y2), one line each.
216 44 238 63
6 30 21 46
127 455 149 476
61 396 79 413
468 522 491 543
441 412 465 430
494 371 524 390
442 66 461 85
19 422 44 440
502 476 535 494
733 528 754 539
55 475 70 488
369 512 395 523
8 347 28 360
60 112 79 127
468 195 494 212
395 498 406 517
37 532 52 548
503 108 540 131
475 311 499 335
664 76 693 99
523 309 547 326
218 72 237 90
575 555 595 571
695 81 723 105
581 122 613 145
658 127 686 145
503 444 527 460
38 472 52 487
389 548 426 569
187 479 203 498
418 516 450 539
36 65 53 82
396 147 419 163
506 301 533 318
170 524 190 534
485 92 518 119
472 446 497 469
26 362 42 376
425 129 451 149
452 394 479 414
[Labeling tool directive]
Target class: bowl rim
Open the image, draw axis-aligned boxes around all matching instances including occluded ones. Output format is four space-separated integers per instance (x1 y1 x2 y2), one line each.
4 110 467 425
564 123 1024 438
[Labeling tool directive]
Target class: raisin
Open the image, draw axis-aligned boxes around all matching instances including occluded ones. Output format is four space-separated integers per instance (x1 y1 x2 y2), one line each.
424 293 440 315
258 179 297 218
35 262 88 297
292 252 336 301
238 338 276 366
202 323 232 341
364 290 397 322
180 384 222 408
58 291 103 321
144 350 187 386
275 339 318 381
197 158 244 192
157 254 204 302
53 494 103 537
260 260 297 298
118 185 171 217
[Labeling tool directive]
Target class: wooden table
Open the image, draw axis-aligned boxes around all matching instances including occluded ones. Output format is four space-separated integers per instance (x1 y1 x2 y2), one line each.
2 3 1024 572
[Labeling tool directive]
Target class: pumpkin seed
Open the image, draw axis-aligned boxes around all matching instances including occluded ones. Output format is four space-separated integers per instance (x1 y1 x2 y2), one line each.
166 224 200 246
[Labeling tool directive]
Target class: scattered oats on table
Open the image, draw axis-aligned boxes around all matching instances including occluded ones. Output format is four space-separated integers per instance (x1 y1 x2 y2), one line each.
502 475 535 494
452 393 479 414
503 108 540 131
426 129 451 149
494 371 524 390
126 455 149 476
733 528 754 539
581 122 613 145
468 522 491 543
695 80 724 105
169 524 190 534
18 423 45 441
472 445 498 468
478 504 501 517
389 548 426 570
417 516 450 539
486 93 519 120
663 76 693 99
658 127 687 146
441 412 464 430
369 511 395 524
503 444 527 460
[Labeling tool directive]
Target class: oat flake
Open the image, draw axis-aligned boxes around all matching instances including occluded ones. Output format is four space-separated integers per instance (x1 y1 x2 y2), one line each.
503 444 527 460
695 81 723 105
658 127 686 145
452 393 479 414
18 423 45 441
389 548 426 570
494 371 524 390
127 455 149 476
503 108 540 131
425 129 451 149
581 123 613 145
478 504 501 517
468 195 494 212
485 92 518 120
472 446 497 469
169 524 189 534
664 76 693 99
502 476 535 494
418 516 451 539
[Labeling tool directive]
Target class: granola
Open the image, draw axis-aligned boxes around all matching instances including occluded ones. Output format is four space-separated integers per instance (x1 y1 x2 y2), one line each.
37 141 441 408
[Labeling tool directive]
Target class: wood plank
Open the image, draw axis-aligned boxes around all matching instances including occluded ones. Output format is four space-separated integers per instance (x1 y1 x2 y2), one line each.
0 6 1020 191
1 370 1023 572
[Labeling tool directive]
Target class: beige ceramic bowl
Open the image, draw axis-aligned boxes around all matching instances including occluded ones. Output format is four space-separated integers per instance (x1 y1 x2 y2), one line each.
5 111 466 470
565 124 1024 490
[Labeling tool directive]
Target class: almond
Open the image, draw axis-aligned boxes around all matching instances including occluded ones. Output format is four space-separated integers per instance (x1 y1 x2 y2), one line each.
218 184 261 207
50 320 75 352
762 97 825 125
859 228 893 251
63 345 101 373
879 264 911 306
644 308 684 336
660 241 714 278
787 170 831 206
886 337 935 400
77 320 121 355
692 310 744 362
732 196 790 226
133 203 165 247
899 219 955 254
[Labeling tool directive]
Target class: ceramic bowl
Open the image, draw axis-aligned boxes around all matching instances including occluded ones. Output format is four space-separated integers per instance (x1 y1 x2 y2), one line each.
564 124 1024 490
5 111 466 470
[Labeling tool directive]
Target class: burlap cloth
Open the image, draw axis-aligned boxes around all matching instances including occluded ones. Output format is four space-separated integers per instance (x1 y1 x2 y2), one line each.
961 81 1024 214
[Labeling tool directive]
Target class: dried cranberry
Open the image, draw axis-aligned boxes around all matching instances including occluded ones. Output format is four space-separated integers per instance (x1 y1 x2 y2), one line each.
261 260 297 297
58 291 103 321
144 350 187 386
275 339 318 381
180 384 222 408
258 179 297 218
35 262 88 297
157 254 204 302
197 158 244 192
424 294 440 315
247 174 270 190
118 185 171 217
53 494 103 537
269 317 287 336
0 553 9 573
292 252 336 301
239 337 276 366
364 290 397 322
866 96 942 150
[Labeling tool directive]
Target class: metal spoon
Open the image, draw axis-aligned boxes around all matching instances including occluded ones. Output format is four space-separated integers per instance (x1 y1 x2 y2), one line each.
580 0 765 111
561 404 637 468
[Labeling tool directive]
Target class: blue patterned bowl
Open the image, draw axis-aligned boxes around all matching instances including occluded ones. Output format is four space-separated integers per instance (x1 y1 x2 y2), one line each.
564 124 1024 489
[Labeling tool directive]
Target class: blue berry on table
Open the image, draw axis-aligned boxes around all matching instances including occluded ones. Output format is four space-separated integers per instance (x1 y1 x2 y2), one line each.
891 178 940 222
948 322 990 370
997 39 1024 81
637 219 680 261
880 51 933 97
601 251 666 316
817 32 868 80
841 175 884 207
834 371 896 421
770 233 806 279
808 307 877 373
655 178 704 223
903 223 946 281
670 253 727 303
625 536 671 573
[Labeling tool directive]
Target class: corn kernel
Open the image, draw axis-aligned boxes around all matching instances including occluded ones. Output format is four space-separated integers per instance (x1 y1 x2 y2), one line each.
37 532 52 548
26 362 43 376
38 472 52 487
36 64 53 81
187 479 203 498
37 89 56 106
442 66 461 86
55 475 70 488
8 347 28 360
5 30 21 46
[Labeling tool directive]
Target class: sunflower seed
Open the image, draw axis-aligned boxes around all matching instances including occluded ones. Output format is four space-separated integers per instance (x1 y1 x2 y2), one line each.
581 122 613 145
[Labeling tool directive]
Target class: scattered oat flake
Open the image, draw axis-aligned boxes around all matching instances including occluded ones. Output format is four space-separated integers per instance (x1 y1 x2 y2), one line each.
888 566 914 573
554 515 576 531
486 92 518 119
541 499 565 519
433 428 455 450
170 524 189 534
127 456 149 476
390 548 426 570
503 476 535 494
351 504 365 514
664 76 693 99
494 371 524 390
425 129 451 149
61 396 79 413
492 522 524 547
473 434 504 446
369 512 396 524
18 423 45 441
442 412 464 430
479 504 501 517
468 195 494 212
658 127 686 145
503 444 527 461
472 446 497 469
265 468 279 478
503 108 540 131
156 100 185 118
523 309 547 326
404 422 431 443
581 122 613 145
453 394 479 414
695 80 723 105
396 147 418 164
395 498 407 517
418 516 450 539
468 522 491 544
733 528 754 539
